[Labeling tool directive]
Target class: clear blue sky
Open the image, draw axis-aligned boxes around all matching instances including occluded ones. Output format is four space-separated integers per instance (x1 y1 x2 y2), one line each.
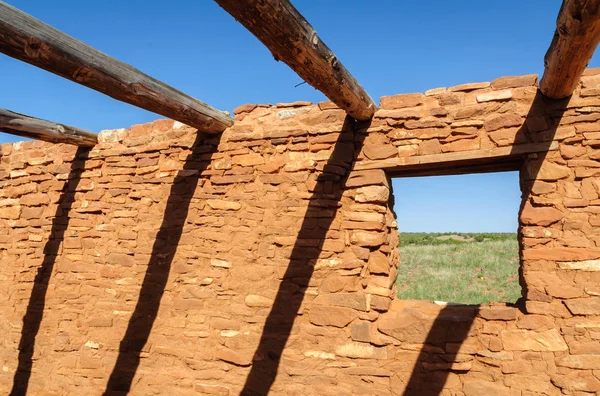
1 0 596 232
393 172 520 233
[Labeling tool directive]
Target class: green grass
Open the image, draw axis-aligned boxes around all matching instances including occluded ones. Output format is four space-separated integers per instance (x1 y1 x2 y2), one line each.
395 233 520 304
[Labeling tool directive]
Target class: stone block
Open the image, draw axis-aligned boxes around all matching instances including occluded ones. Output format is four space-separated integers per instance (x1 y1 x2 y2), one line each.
564 297 600 315
483 114 522 132
449 81 490 92
555 354 600 369
418 139 441 155
368 251 390 275
362 144 397 160
206 200 241 210
335 342 388 359
232 153 264 166
516 315 554 331
105 253 135 266
525 160 571 181
309 306 358 328
552 371 600 393
380 93 423 109
355 186 390 204
521 202 563 226
559 260 600 271
350 231 385 247
374 108 423 119
0 205 21 220
476 90 512 102
491 74 538 89
501 329 567 351
215 348 252 366
245 294 273 308
478 306 518 321
313 293 369 312
346 169 389 188
350 321 371 343
524 248 600 261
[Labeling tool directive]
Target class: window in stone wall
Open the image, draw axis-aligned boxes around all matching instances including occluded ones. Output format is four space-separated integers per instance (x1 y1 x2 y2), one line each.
392 171 521 304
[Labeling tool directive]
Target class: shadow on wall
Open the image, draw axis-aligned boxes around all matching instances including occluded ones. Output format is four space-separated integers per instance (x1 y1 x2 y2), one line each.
403 306 480 395
103 132 221 394
514 91 569 303
240 116 365 395
400 91 569 395
11 147 90 396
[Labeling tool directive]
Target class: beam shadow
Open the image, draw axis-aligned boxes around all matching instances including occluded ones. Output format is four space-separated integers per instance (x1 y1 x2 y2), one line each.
402 306 479 395
401 90 569 395
240 116 366 395
103 132 220 394
514 91 569 303
11 147 90 396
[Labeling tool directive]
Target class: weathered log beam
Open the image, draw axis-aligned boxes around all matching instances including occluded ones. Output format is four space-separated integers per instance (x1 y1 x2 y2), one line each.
0 108 97 146
0 1 233 133
540 0 600 99
214 0 376 120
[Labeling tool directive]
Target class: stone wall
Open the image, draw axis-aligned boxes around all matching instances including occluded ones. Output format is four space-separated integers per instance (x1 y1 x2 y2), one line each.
1 70 600 395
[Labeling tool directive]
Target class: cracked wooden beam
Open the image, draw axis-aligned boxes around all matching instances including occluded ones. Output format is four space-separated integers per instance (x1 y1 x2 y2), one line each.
214 0 376 120
0 108 97 146
540 0 600 99
0 1 233 133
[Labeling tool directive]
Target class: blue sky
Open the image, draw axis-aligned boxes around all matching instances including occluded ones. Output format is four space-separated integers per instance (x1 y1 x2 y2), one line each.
1 0 595 232
393 172 520 233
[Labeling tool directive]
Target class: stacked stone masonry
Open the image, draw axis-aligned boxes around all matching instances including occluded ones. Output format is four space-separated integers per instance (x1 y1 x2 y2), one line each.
1 70 600 395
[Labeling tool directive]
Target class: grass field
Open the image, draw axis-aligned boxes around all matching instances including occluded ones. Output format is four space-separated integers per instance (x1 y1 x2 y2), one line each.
395 233 521 304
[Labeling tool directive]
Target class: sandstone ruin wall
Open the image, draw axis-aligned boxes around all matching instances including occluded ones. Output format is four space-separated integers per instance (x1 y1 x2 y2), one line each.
1 70 600 395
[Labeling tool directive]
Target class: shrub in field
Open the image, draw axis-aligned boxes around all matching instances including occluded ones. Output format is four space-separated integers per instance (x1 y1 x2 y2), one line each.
399 232 517 247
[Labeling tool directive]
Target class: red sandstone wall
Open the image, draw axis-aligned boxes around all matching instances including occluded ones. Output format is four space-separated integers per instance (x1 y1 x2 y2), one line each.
0 70 599 395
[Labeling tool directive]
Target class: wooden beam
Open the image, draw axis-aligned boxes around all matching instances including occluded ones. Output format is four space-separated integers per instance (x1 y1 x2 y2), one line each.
213 0 376 120
0 108 97 146
0 1 233 133
540 0 600 99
